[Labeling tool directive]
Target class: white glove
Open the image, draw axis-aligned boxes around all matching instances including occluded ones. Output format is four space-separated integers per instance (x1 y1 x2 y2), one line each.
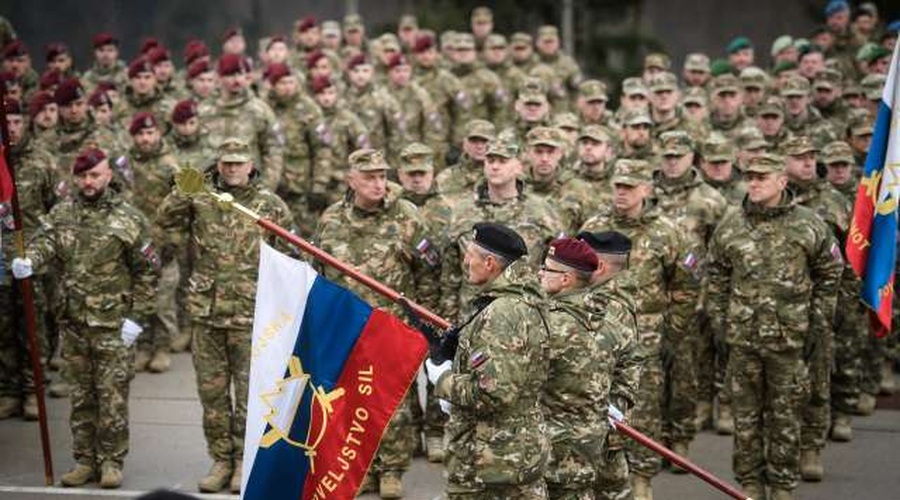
439 399 452 415
11 257 33 279
425 359 452 385
608 403 625 429
121 319 143 347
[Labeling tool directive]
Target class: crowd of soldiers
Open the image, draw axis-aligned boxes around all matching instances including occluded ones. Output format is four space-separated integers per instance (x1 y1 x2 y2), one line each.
0 0 899 499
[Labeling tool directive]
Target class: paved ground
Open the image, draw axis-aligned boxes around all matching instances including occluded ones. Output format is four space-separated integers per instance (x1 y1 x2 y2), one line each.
1 351 898 500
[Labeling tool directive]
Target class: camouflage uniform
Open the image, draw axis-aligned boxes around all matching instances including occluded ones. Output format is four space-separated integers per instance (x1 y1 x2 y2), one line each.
167 129 215 169
53 117 125 183
155 160 294 465
781 77 840 150
25 187 158 469
573 159 615 215
199 89 285 191
451 39 512 129
310 103 369 206
413 61 474 147
436 153 484 197
389 79 446 167
346 83 409 164
82 61 129 91
534 28 582 112
434 259 551 499
116 87 176 132
525 168 592 237
706 160 842 492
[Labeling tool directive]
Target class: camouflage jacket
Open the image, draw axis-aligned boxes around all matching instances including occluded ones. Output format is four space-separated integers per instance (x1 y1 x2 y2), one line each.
574 160 615 214
82 60 129 91
310 104 370 203
709 111 755 141
784 107 840 150
414 64 473 145
346 84 409 164
154 170 294 327
652 107 710 144
435 260 550 490
451 63 512 129
166 130 215 171
266 92 333 196
53 117 125 181
789 178 851 237
703 171 747 205
26 189 158 327
525 167 594 235
486 61 528 98
389 81 447 164
435 153 483 196
706 193 842 351
116 86 176 131
120 142 180 218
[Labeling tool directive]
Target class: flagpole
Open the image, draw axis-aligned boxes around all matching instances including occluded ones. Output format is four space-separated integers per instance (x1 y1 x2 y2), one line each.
175 170 750 500
1 98 54 485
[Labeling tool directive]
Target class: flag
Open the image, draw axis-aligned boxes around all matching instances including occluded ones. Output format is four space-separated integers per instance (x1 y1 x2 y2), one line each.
846 42 900 336
241 241 428 499
0 144 14 203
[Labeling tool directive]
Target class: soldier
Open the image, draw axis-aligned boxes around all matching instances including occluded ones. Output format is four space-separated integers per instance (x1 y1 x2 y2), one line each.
167 100 214 171
411 33 473 152
314 148 438 498
510 33 538 74
342 14 370 55
618 109 656 162
2 40 37 98
435 119 495 196
82 33 128 92
426 222 551 500
88 88 129 149
449 33 512 129
28 90 58 148
708 74 754 140
579 159 689 500
812 68 851 133
11 147 159 488
291 16 321 69
681 88 709 124
147 47 184 102
52 78 123 178
682 53 711 88
726 36 755 72
573 125 616 213
524 126 592 235
155 138 294 493
45 42 77 79
648 72 708 143
538 238 613 500
534 25 582 112
0 98 58 421
738 67 769 118
185 60 216 105
756 96 793 151
706 153 842 500
512 91 552 143
642 53 670 83
397 143 453 239
117 57 175 132
797 45 826 81
200 54 284 191
780 76 839 150
345 54 408 164
121 112 180 374
470 6 494 50
440 134 561 323
617 78 650 115
397 14 419 52
846 110 874 166
483 34 527 98
577 80 615 130
385 53 446 168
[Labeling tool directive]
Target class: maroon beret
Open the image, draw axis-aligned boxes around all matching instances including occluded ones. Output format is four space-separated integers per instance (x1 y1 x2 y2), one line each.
547 237 599 272
306 49 326 69
171 99 198 124
266 35 287 51
183 39 210 65
386 53 408 70
28 91 55 118
187 59 211 79
39 69 63 90
139 37 160 54
129 111 158 135
412 34 435 54
296 16 317 33
88 87 112 108
3 40 27 59
310 75 333 94
346 53 369 72
95 81 117 93
45 42 69 62
4 98 21 115
92 32 118 48
128 57 154 78
217 53 244 76
0 71 18 91
54 78 85 106
72 147 107 175
147 46 171 65
222 26 242 43
266 63 291 85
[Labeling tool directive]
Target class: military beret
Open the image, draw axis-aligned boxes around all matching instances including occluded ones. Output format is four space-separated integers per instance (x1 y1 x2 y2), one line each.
218 137 252 163
780 135 818 156
865 46 892 65
780 75 811 97
183 39 210 65
92 32 118 48
44 42 68 62
709 58 734 77
399 14 418 30
139 37 159 54
54 78 85 106
681 87 708 106
758 95 785 116
486 131 520 159
88 87 112 108
218 53 245 76
171 99 198 124
527 126 562 148
578 125 611 143
2 40 27 59
621 108 653 127
822 141 854 165
27 91 55 118
3 97 21 115
310 75 333 94
485 34 507 49
813 68 843 90
343 13 364 32
386 53 408 71
660 130 694 157
726 36 752 55
577 230 632 255
127 57 153 79
399 142 434 173
221 27 243 43
0 71 18 91
579 79 608 101
644 53 671 71
611 159 653 186
824 0 849 17
684 53 710 72
772 60 798 75
770 35 794 57
306 49 327 69
472 222 528 262
346 53 370 71
551 112 579 131
187 60 211 80
861 73 886 100
471 6 493 22
321 21 341 37
621 77 649 97
412 34 435 53
510 32 533 48
701 136 735 162
295 15 317 33
266 63 291 85
146 46 170 65
72 147 107 175
349 148 389 171
537 25 559 41
649 71 678 92
735 126 769 151
464 119 496 140
798 43 823 58
39 69 63 91
743 153 785 174
739 67 769 89
711 74 741 95
129 112 158 135
547 238 598 272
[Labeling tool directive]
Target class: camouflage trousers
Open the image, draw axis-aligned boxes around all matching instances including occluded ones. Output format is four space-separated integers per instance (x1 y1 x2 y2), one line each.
0 280 50 398
860 333 889 396
801 327 833 453
831 290 866 415
424 378 448 438
662 304 698 444
62 324 134 467
370 389 416 475
625 339 663 478
545 430 606 498
139 259 178 354
192 322 251 462
730 346 807 491
447 478 548 499
278 191 320 239
594 447 633 500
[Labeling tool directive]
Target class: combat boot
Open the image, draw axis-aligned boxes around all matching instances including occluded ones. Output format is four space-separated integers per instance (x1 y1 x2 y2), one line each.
426 436 445 463
230 460 242 493
695 400 713 430
769 488 794 500
855 393 876 415
800 449 824 481
198 460 233 493
0 397 20 419
879 361 896 394
669 442 689 474
740 481 765 500
170 330 192 352
134 350 151 372
148 349 171 373
830 414 853 442
22 395 38 421
60 463 95 487
99 461 123 489
716 404 734 435
49 381 70 398
379 471 403 499
632 475 653 500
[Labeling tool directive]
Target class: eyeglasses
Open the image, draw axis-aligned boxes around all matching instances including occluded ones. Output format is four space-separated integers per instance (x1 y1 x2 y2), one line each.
539 264 567 274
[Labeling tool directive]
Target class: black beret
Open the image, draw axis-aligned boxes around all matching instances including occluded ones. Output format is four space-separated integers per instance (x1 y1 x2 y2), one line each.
472 222 528 262
577 230 632 255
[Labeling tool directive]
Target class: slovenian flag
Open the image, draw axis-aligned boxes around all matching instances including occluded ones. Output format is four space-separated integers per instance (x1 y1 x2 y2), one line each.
846 42 900 336
241 241 427 499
